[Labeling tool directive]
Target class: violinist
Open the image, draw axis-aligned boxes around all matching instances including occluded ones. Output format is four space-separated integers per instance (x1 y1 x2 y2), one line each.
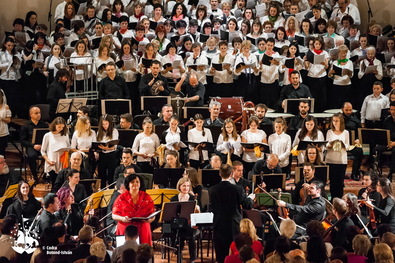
277 180 326 231
292 162 321 205
357 173 381 224
56 187 84 236
330 197 355 247
231 161 252 191
364 177 395 233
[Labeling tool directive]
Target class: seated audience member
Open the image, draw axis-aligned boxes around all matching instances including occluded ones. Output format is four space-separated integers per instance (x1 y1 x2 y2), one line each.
136 244 154 263
19 106 49 180
174 73 206 107
347 234 371 263
0 218 17 261
111 225 139 263
204 100 224 127
71 225 94 262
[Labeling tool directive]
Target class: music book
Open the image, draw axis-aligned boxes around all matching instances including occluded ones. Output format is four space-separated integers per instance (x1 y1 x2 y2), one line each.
262 54 272 66
91 37 102 50
141 58 152 68
236 62 255 69
199 34 210 43
246 36 256 46
306 50 325 64
149 21 158 31
91 140 120 150
130 210 162 221
97 63 106 71
297 140 327 151
190 212 213 227
332 64 343 76
219 29 229 41
128 22 138 30
367 34 378 47
284 58 295 69
187 141 214 151
166 141 187 149
294 35 305 46
212 63 231 71
240 143 270 153
365 65 378 74
350 55 360 63
115 60 124 69
130 37 139 48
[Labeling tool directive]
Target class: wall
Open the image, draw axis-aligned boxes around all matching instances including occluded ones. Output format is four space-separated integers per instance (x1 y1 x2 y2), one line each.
0 0 394 41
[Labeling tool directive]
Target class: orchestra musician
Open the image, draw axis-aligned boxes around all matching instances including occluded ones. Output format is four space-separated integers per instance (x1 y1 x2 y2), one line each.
170 177 199 262
56 186 84 236
292 162 323 205
6 180 41 227
251 153 282 178
364 177 395 233
38 193 60 233
330 197 355 247
231 161 252 192
357 173 381 223
113 148 142 182
62 168 88 207
112 174 155 245
204 100 224 127
277 180 326 232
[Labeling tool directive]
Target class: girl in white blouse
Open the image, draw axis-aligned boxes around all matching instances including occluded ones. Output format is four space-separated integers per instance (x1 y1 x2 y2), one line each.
292 115 325 164
328 44 354 109
241 116 267 177
70 40 93 92
268 117 291 177
161 43 186 82
326 113 349 199
96 114 119 188
43 44 65 85
187 114 213 170
71 115 96 175
209 41 234 97
217 118 242 164
132 117 160 174
41 117 70 185
94 45 114 82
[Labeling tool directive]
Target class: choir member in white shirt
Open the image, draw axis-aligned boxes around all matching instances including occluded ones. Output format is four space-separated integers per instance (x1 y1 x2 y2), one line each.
209 41 234 97
360 81 390 128
328 45 354 109
161 43 185 82
216 118 242 164
70 40 93 92
241 115 267 178
304 37 330 113
268 117 292 177
260 4 285 30
292 115 325 164
185 43 208 85
187 114 213 170
94 45 114 82
326 113 350 199
43 44 65 87
258 37 284 110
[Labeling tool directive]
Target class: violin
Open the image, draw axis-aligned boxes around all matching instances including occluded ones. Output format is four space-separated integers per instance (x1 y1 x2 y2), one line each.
359 187 377 230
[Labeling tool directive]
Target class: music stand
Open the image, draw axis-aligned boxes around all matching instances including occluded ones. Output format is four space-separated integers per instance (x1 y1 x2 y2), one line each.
100 189 115 208
283 98 315 114
101 99 132 115
183 107 210 120
136 173 154 190
32 128 50 144
140 96 170 113
256 192 292 206
252 174 286 191
160 201 196 222
70 98 88 112
146 189 179 206
56 99 73 114
118 129 141 148
79 179 100 196
84 191 104 213
358 128 391 146
259 123 274 137
201 169 221 188
153 168 184 188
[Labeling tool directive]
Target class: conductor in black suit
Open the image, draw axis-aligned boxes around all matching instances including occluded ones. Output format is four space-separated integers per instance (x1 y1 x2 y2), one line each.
209 164 254 263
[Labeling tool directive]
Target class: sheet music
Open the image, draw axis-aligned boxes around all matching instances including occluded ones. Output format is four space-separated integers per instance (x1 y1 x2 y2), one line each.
255 4 266 17
190 212 213 227
365 65 378 74
124 60 136 70
314 53 326 64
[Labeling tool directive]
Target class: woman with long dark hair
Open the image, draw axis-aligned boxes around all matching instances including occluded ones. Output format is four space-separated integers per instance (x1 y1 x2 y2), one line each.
187 114 213 169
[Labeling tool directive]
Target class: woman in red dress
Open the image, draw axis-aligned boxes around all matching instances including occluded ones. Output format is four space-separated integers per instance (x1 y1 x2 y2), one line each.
112 174 155 245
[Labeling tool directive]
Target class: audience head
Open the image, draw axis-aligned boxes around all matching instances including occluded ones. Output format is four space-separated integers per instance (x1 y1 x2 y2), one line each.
279 218 297 239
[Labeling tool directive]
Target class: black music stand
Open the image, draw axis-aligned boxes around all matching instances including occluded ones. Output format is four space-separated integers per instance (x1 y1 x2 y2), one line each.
141 96 171 114
183 107 210 121
153 168 185 188
283 98 315 114
32 128 50 144
294 165 329 185
201 169 221 188
259 123 274 137
118 129 141 148
252 174 286 191
136 173 154 190
358 128 391 146
101 99 132 115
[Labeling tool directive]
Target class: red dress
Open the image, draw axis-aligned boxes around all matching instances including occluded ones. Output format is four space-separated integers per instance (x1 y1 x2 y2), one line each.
112 191 155 245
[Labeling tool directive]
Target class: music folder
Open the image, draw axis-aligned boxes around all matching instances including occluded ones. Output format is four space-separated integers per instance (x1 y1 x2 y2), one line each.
187 141 214 152
118 129 141 148
297 141 327 151
240 143 270 153
130 210 162 221
201 169 221 188
91 140 120 151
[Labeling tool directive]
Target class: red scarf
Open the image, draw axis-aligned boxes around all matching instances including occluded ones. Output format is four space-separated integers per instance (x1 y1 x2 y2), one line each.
119 28 127 34
367 58 374 66
313 49 323 55
135 13 144 20
135 36 144 42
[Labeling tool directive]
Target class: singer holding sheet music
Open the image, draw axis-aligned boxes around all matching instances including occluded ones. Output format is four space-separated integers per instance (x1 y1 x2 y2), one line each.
326 113 349 199
41 117 70 186
187 114 213 169
216 118 242 164
112 174 155 245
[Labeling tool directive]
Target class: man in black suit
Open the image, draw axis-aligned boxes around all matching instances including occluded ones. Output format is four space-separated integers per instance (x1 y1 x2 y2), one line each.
38 193 60 233
231 161 252 192
209 164 254 263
